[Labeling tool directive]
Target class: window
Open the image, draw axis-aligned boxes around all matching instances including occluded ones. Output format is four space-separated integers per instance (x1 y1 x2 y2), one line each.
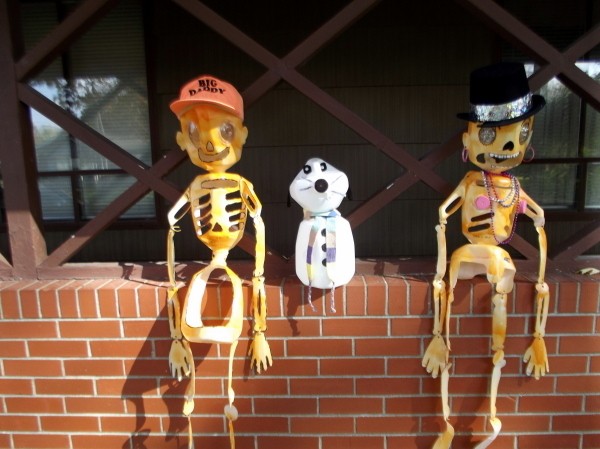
22 0 155 224
513 62 600 211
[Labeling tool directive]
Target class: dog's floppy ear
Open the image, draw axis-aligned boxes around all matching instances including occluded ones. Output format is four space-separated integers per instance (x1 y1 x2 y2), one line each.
346 187 353 201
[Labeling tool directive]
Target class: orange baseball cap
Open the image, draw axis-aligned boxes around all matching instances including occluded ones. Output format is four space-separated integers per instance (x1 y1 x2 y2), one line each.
170 75 244 120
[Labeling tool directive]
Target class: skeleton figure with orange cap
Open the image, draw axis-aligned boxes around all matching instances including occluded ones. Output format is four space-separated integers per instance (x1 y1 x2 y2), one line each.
422 62 550 449
166 75 272 449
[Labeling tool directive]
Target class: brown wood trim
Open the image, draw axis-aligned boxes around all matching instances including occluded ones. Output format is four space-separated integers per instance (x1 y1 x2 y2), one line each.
0 0 47 278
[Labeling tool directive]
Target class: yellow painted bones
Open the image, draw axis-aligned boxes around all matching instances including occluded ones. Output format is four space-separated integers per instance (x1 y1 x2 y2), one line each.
166 96 271 449
422 118 550 449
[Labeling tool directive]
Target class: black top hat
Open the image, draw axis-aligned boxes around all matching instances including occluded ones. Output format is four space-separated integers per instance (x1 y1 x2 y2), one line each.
457 62 545 127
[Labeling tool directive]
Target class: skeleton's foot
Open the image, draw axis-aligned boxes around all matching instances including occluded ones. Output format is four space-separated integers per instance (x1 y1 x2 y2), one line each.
422 335 449 379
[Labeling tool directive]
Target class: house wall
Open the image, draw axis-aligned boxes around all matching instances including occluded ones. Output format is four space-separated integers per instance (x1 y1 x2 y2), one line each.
1 273 598 449
33 0 600 263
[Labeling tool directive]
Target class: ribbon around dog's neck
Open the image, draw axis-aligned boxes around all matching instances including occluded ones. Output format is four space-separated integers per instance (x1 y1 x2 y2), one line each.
306 210 339 312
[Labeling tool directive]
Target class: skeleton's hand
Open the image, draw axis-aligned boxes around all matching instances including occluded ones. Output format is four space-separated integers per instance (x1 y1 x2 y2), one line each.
169 339 191 381
422 335 449 379
248 331 273 374
523 336 549 380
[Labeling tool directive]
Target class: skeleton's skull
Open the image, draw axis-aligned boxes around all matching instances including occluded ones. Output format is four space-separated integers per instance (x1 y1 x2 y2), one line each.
176 104 248 172
290 158 349 214
462 117 533 174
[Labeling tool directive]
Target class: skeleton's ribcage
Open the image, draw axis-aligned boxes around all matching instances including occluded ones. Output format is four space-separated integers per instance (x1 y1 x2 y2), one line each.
192 188 247 251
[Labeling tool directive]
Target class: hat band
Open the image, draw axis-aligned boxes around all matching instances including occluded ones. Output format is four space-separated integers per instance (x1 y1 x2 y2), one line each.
471 93 532 123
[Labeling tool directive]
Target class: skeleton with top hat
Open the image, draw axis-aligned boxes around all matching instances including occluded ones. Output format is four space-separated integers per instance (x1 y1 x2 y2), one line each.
422 62 550 449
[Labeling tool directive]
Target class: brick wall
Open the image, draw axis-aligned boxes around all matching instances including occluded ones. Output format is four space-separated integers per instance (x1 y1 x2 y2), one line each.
0 272 599 449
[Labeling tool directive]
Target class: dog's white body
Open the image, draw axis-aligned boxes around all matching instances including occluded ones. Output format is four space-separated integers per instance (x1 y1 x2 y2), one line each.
290 158 355 289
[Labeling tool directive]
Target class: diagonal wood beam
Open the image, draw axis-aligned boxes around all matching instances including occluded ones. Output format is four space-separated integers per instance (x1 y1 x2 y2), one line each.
552 218 600 261
18 83 182 201
456 0 600 111
173 0 452 195
15 0 119 81
530 22 600 95
40 148 186 267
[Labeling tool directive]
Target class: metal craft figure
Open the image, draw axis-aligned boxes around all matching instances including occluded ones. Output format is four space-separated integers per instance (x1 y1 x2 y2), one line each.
422 62 550 449
166 75 272 449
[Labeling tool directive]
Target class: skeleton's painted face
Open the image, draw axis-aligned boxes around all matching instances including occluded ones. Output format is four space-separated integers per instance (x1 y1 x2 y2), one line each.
176 104 248 172
463 117 533 174
289 158 349 214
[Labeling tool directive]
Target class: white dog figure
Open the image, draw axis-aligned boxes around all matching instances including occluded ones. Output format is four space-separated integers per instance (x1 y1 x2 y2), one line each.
289 158 355 312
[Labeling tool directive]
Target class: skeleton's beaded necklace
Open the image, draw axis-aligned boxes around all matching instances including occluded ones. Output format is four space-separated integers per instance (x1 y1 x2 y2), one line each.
481 170 520 244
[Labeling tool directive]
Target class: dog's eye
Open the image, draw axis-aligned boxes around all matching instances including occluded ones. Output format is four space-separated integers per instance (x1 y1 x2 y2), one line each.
303 165 311 174
320 162 327 171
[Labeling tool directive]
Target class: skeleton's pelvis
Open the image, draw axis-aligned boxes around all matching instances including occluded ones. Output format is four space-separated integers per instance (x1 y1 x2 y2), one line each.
181 265 244 345
450 243 516 287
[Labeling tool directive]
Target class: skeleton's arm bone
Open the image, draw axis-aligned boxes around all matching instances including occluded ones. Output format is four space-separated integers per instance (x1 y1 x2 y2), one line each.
167 191 190 286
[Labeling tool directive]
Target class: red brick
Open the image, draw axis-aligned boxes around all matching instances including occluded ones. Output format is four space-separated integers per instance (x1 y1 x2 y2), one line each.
64 358 125 377
553 413 600 431
560 335 600 354
41 415 99 432
519 394 582 413
355 336 420 356
579 282 599 313
518 433 581 449
356 416 414 433
290 377 353 396
66 396 126 414
583 433 600 449
59 319 121 338
236 415 289 433
92 338 152 358
27 339 88 357
390 316 428 336
0 414 39 431
254 397 317 415
71 434 131 449
13 434 70 449
38 281 61 317
322 317 388 336
5 396 64 414
136 283 161 317
57 280 86 318
259 436 319 449
320 396 382 415
344 276 366 316
100 415 161 432
117 283 139 317
3 359 62 377
0 320 58 339
357 376 420 396
286 337 352 357
388 356 429 376
0 286 20 318
320 357 385 376
291 416 353 434
264 357 318 376
0 378 33 395
323 436 384 449
264 316 320 337
35 378 94 395
0 339 26 357
98 280 120 317
557 375 600 393
365 275 387 316
452 280 473 314
387 277 408 316
387 395 439 414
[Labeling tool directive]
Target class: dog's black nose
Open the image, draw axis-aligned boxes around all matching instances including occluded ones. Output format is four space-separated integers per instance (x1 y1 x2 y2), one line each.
315 179 328 193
